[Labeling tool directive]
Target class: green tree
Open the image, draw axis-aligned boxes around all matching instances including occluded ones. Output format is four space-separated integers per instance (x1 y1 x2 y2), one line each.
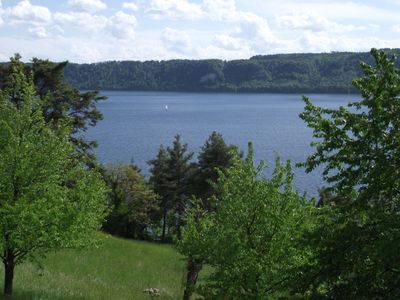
148 135 194 242
293 49 400 298
102 163 159 240
192 131 238 209
182 132 238 300
0 55 107 297
0 56 106 166
179 144 313 299
166 135 195 240
148 146 172 242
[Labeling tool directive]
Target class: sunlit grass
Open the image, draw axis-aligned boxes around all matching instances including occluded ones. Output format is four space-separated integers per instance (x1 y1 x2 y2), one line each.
0 233 186 300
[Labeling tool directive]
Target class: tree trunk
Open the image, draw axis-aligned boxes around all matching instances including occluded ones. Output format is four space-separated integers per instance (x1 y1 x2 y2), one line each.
177 214 182 240
161 210 167 242
3 250 15 297
183 256 202 300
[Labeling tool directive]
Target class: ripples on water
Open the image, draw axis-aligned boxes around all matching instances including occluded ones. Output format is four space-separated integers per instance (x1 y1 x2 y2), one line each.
86 91 356 197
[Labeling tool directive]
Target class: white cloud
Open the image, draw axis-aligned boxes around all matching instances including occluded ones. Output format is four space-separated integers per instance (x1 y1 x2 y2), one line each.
221 12 278 54
204 1 280 54
28 26 48 38
1 0 399 62
214 34 243 51
276 11 366 33
107 11 137 40
146 0 204 21
202 0 236 21
122 2 139 11
68 0 107 13
161 27 192 54
0 0 3 26
392 25 400 33
236 13 275 41
277 11 330 31
5 0 52 25
70 42 103 62
196 43 252 60
252 1 399 23
54 11 107 33
296 31 393 53
54 10 137 41
0 53 7 62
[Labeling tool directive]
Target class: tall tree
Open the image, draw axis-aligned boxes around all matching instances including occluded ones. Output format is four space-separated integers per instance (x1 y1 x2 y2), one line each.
166 135 194 240
0 56 106 166
148 135 194 242
0 55 107 297
193 131 238 209
182 132 238 300
148 146 172 242
293 49 400 298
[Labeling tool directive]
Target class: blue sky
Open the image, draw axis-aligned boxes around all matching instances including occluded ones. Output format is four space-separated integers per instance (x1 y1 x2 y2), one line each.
0 0 399 62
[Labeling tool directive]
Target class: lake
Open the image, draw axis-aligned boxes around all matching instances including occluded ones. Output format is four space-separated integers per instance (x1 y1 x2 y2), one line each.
86 91 356 197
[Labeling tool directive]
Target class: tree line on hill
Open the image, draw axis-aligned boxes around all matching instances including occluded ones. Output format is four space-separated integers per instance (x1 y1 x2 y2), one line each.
64 49 400 93
1 49 400 299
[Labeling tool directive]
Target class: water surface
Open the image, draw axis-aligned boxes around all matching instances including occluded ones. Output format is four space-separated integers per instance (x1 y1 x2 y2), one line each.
86 91 355 197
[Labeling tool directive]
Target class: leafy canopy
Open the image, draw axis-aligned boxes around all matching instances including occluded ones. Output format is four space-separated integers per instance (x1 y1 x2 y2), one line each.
0 55 107 278
293 49 400 298
179 145 314 299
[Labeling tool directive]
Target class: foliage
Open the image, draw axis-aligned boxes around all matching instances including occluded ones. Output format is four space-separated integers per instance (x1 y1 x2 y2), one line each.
63 49 400 93
166 135 195 240
148 135 195 242
0 56 106 166
0 55 107 296
293 49 400 298
148 145 173 242
192 131 239 209
181 132 238 300
102 163 159 240
178 144 314 299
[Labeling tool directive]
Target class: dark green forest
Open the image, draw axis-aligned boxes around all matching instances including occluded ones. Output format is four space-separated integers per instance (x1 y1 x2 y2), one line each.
64 49 400 93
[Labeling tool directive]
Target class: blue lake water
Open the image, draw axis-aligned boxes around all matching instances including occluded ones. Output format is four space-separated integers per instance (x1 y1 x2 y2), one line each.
86 91 356 197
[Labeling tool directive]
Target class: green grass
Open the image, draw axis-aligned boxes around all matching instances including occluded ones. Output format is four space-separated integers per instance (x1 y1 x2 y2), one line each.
0 233 186 300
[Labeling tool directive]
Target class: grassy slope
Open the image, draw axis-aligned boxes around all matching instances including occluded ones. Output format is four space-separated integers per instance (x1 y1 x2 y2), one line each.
0 233 185 300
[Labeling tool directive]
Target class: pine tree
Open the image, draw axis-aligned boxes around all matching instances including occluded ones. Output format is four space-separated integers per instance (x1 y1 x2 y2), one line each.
193 131 238 209
166 135 194 240
148 146 172 242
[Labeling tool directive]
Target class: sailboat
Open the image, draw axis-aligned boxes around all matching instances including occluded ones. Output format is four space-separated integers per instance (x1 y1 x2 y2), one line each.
165 105 168 110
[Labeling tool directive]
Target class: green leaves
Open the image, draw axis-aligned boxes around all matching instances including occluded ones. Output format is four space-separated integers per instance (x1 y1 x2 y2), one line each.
179 145 314 299
293 49 400 298
0 55 107 273
102 163 159 240
300 49 400 201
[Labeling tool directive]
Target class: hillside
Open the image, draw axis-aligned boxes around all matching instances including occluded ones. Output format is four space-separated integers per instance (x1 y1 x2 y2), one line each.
64 49 400 93
0 233 185 300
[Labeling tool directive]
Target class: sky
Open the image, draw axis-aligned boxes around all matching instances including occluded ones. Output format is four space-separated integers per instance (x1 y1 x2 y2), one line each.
0 0 399 63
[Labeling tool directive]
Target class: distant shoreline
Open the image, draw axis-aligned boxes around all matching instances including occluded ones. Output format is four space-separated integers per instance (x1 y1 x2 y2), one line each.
93 89 360 95
65 49 400 95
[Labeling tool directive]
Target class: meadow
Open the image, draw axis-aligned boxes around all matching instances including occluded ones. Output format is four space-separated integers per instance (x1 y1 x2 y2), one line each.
0 233 185 300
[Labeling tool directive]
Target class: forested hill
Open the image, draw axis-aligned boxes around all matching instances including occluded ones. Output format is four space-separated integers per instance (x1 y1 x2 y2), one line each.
64 49 400 93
